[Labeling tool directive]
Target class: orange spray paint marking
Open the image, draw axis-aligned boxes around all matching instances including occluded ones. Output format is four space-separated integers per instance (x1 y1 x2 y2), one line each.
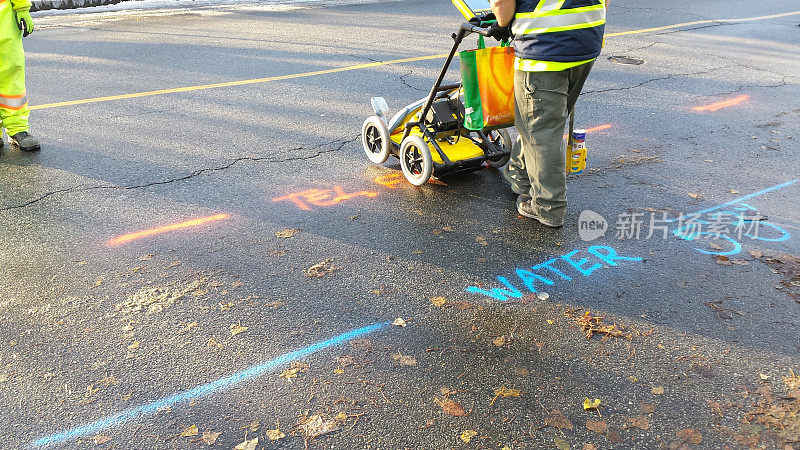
563 124 613 139
272 186 378 211
693 95 750 112
107 213 230 247
374 173 405 189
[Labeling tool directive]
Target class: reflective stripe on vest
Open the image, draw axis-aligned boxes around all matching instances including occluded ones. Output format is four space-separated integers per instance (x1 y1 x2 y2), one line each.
0 92 28 110
513 3 605 35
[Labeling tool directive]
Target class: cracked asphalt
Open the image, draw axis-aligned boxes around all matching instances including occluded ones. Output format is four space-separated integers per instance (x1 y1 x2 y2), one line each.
1 0 800 448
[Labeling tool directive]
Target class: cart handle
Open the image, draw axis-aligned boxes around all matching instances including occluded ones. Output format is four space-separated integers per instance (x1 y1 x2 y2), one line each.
461 23 492 37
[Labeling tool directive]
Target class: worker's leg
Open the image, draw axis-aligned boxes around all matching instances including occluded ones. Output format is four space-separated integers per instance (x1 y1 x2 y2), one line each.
0 3 30 137
567 61 594 116
514 68 570 225
503 96 532 195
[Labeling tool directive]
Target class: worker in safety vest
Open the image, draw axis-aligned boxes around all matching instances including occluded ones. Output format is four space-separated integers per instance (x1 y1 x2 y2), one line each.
490 0 605 227
0 0 39 152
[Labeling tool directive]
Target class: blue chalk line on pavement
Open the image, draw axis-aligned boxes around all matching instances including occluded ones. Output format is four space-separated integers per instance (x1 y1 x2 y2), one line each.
31 322 388 448
666 179 799 223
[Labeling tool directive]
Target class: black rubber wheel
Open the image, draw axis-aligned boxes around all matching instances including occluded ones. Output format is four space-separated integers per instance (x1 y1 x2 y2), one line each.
362 116 391 164
399 135 433 186
486 129 512 168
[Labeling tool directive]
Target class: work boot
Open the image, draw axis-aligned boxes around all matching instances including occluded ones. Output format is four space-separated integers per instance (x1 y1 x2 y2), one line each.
517 195 563 228
10 131 41 152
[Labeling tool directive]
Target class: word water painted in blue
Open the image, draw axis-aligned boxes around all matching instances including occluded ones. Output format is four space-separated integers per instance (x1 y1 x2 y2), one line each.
466 245 642 301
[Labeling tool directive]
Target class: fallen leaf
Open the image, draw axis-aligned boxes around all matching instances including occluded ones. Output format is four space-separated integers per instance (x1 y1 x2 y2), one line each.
398 355 418 367
640 403 655 414
431 297 447 307
583 444 597 450
677 428 703 445
207 338 223 349
759 373 771 381
333 368 345 375
608 426 622 443
460 430 478 443
749 250 763 259
554 437 570 450
275 229 300 238
716 255 732 266
688 192 700 199
305 259 338 278
242 419 260 432
230 324 248 336
586 419 608 434
475 236 488 246
514 367 529 376
180 425 199 437
626 415 650 430
299 414 339 438
494 387 522 398
709 242 724 250
651 386 665 395
546 410 573 430
266 429 285 441
435 397 468 416
492 335 507 347
392 318 407 327
279 368 300 382
234 437 258 450
583 398 601 411
201 431 220 445
127 341 140 351
93 434 111 445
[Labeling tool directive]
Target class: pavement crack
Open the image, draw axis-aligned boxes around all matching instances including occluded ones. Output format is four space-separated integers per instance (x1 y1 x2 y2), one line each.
0 137 358 211
582 65 736 95
399 69 426 92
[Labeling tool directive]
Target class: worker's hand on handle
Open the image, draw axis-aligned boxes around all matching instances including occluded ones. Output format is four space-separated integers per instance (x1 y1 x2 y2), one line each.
486 22 512 41
16 10 34 37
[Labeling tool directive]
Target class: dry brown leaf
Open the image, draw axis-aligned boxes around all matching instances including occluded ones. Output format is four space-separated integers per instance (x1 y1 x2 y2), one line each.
554 438 570 450
305 259 338 277
750 250 763 259
207 338 223 349
398 355 417 367
242 419 260 432
677 428 703 445
640 403 655 414
460 430 478 443
230 324 248 336
392 318 407 327
651 386 665 395
546 410 573 430
201 431 220 445
583 444 597 450
492 335 507 347
180 425 199 437
233 437 258 450
431 297 447 307
586 419 608 434
626 415 650 430
608 427 623 443
688 192 700 199
435 397 468 416
266 429 285 441
475 236 489 246
299 414 339 438
275 229 300 238
494 387 522 398
715 255 732 266
93 434 112 445
279 368 299 382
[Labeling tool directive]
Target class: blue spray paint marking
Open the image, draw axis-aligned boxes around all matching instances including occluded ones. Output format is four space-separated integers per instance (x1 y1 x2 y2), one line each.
466 245 643 301
32 322 388 448
666 179 798 223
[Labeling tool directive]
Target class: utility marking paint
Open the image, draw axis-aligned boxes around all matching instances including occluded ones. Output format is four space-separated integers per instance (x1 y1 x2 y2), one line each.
27 10 800 110
31 322 387 448
372 173 447 189
106 213 230 246
272 186 378 211
666 179 798 223
693 95 750 112
466 245 643 301
563 123 612 139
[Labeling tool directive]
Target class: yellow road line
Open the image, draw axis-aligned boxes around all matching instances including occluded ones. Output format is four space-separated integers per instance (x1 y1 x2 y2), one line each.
30 9 800 110
30 54 447 110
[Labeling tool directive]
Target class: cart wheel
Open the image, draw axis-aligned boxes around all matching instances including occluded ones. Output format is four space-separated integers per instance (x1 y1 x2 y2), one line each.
486 129 512 168
362 116 391 164
399 135 433 186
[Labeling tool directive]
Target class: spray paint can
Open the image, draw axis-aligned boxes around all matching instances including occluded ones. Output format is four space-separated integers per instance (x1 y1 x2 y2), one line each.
568 129 587 174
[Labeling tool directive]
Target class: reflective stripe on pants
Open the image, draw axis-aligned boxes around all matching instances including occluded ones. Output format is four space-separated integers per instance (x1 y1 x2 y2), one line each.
0 1 30 135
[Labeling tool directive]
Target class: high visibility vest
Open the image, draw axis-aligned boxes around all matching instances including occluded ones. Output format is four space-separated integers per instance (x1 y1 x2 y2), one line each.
512 0 606 64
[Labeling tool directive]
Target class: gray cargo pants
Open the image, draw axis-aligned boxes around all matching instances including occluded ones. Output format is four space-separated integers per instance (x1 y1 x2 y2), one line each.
504 61 595 225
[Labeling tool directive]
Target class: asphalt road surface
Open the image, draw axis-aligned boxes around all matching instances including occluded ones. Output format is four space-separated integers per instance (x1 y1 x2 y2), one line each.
2 0 800 448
